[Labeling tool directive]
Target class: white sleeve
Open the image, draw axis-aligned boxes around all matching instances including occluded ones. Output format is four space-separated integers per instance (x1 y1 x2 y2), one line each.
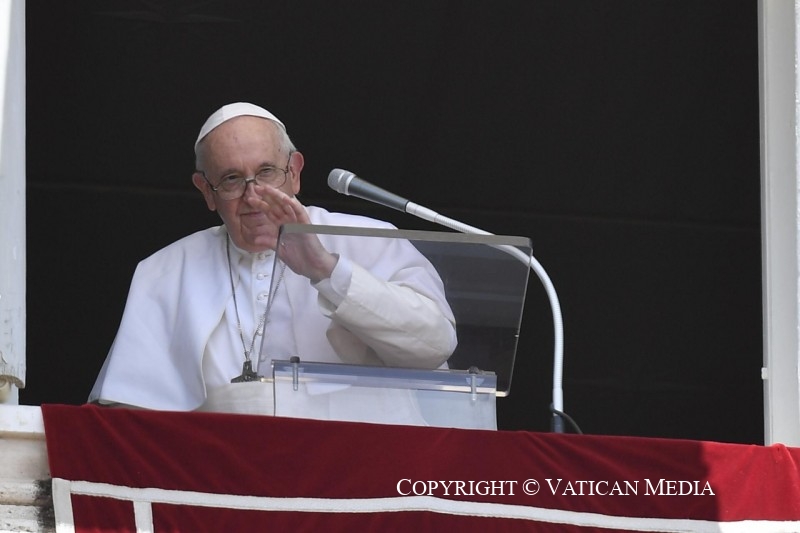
312 254 350 307
314 257 457 369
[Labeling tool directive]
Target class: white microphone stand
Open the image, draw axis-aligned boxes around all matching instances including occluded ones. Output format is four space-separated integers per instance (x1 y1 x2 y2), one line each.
404 201 566 432
328 169 566 432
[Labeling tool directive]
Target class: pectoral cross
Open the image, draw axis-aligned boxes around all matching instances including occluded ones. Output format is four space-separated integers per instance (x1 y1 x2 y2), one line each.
231 360 260 383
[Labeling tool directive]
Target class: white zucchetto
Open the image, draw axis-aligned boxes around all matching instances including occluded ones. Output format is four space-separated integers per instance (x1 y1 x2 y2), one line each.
195 102 286 150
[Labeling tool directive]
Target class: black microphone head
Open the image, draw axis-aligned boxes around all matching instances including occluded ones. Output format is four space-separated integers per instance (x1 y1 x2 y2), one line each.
327 168 355 194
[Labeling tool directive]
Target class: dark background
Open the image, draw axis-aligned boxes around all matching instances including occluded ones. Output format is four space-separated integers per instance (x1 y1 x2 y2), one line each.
23 1 762 443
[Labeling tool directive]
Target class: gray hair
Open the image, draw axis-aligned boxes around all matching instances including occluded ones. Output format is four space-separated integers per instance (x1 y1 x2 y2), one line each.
194 117 297 171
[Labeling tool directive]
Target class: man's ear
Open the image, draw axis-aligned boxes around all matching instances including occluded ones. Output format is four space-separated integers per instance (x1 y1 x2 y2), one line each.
288 150 304 196
192 172 217 211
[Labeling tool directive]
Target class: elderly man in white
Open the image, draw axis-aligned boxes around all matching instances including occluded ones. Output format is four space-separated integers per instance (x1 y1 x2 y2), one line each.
89 103 457 422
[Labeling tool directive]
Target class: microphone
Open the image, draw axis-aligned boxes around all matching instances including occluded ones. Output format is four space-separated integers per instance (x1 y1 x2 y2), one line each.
327 168 481 230
327 169 409 213
327 167 567 433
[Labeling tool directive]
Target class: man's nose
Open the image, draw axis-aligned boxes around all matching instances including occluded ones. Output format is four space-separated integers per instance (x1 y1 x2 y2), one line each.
242 177 259 198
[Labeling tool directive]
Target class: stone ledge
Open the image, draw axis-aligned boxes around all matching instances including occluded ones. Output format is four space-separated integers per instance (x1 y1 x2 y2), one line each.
0 407 53 533
0 406 44 439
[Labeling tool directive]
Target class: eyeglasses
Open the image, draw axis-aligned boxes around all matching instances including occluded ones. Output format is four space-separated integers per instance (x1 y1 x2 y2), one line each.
200 152 293 201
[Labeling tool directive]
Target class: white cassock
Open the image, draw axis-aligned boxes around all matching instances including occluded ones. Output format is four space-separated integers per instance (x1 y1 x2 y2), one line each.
89 206 458 424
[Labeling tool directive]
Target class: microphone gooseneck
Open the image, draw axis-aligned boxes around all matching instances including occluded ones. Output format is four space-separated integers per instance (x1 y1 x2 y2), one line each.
327 168 567 433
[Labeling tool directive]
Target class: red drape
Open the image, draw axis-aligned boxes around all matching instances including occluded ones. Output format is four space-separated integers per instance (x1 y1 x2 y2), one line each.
42 404 800 532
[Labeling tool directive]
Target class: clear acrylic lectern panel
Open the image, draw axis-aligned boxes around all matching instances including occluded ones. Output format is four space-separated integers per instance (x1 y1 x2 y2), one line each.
266 224 532 430
271 360 499 429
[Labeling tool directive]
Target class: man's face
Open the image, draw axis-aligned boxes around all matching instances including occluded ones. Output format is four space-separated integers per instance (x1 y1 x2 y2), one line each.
192 116 301 252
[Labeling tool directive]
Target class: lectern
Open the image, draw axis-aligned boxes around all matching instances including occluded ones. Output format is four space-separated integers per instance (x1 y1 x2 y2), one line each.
254 223 532 430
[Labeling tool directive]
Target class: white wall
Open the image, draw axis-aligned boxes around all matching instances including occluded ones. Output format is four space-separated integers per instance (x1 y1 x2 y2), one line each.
760 0 800 445
0 0 25 406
